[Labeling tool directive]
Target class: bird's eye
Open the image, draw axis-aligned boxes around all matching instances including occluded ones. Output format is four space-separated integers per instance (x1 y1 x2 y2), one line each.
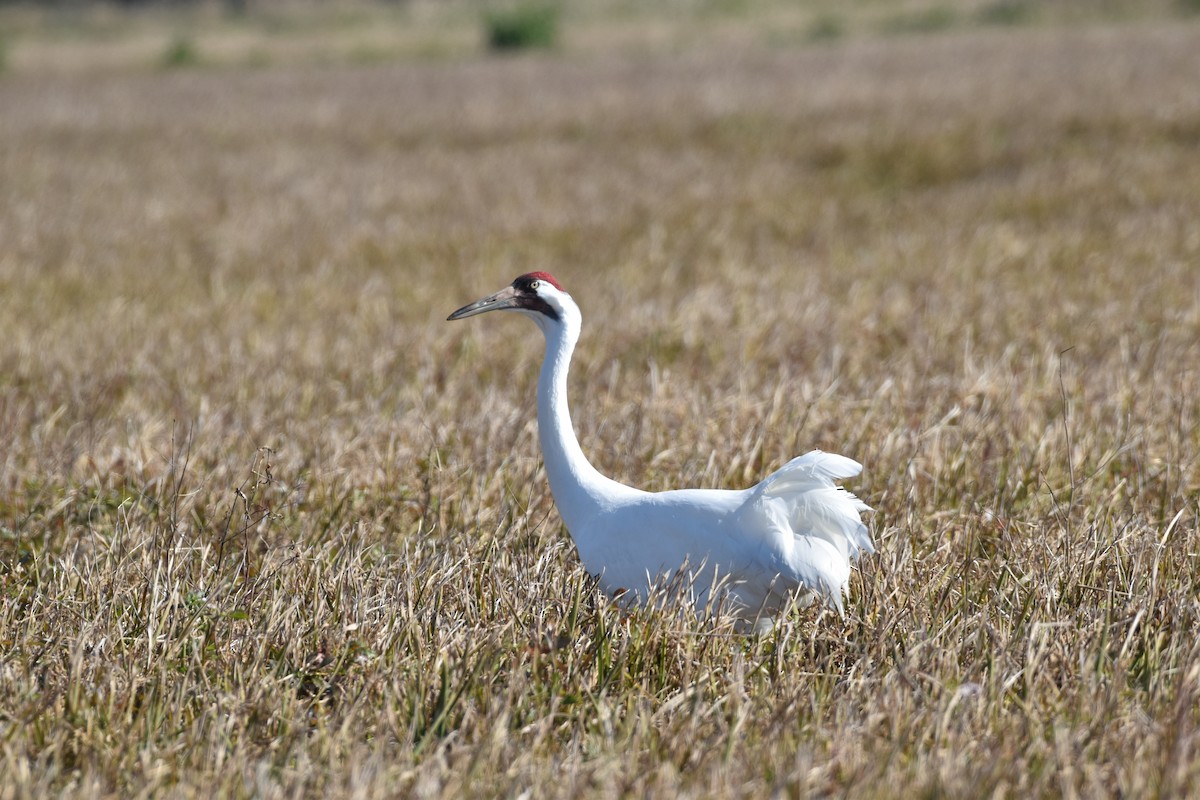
530 280 541 291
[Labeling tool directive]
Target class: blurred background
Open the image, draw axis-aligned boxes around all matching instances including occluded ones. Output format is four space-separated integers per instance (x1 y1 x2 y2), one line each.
1 0 1197 543
1 0 1198 72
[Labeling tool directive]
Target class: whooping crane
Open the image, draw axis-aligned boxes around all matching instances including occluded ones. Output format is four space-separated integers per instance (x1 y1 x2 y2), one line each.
449 272 873 629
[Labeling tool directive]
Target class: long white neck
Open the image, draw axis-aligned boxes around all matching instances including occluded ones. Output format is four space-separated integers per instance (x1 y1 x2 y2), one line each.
534 298 633 528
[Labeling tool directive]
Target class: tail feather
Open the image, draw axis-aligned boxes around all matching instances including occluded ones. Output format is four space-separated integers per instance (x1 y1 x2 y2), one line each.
764 451 863 485
743 449 874 612
760 450 874 555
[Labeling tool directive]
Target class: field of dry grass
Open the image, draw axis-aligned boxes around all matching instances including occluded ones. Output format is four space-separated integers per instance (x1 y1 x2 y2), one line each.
2 4 1200 797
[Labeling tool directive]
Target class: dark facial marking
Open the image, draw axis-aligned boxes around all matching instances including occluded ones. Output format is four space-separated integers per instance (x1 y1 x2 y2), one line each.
509 273 562 322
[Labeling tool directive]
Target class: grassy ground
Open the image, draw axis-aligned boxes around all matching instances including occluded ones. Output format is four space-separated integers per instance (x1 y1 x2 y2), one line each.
2 4 1200 798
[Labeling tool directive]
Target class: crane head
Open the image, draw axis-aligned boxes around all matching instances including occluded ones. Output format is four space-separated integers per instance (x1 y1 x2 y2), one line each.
447 272 566 324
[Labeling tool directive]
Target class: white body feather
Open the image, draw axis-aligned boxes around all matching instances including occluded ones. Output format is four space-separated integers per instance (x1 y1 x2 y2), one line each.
566 453 872 624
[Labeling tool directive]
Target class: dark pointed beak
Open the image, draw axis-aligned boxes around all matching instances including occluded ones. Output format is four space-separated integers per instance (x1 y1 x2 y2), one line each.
447 285 521 321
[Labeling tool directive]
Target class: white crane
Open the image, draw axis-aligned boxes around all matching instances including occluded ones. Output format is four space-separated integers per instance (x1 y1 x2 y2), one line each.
448 272 873 629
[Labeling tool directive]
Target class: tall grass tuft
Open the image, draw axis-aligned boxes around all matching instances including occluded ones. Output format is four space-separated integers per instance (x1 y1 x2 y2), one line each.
978 0 1034 26
160 35 200 68
485 4 559 51
806 13 845 42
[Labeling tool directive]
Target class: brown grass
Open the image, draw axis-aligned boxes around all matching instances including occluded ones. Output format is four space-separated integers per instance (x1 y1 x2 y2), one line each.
1 11 1200 799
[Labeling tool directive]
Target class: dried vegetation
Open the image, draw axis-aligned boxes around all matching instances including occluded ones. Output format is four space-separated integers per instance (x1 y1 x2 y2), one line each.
1 6 1199 798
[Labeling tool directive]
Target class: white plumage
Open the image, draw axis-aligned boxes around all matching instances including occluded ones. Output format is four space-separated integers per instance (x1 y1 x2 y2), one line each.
449 272 873 628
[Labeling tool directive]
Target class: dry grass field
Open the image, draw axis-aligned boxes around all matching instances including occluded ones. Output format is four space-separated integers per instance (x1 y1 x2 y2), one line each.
2 3 1200 797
